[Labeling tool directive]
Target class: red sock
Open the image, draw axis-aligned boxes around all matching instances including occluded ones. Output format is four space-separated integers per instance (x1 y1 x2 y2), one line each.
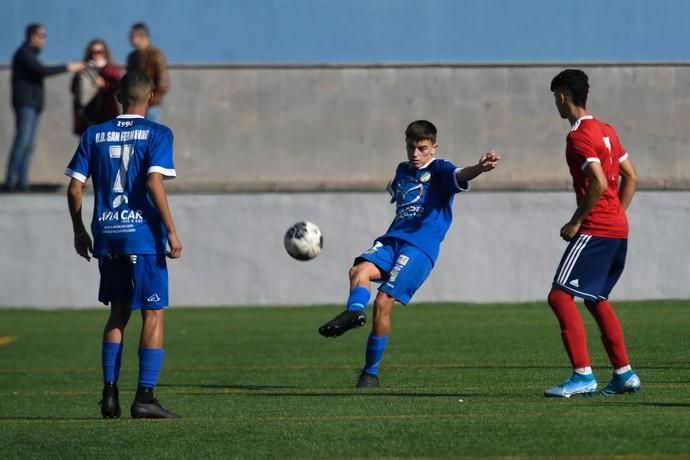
548 289 590 369
585 300 630 368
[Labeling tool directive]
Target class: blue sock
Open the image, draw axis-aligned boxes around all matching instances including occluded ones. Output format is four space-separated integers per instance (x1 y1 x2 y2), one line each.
114 342 123 381
102 342 122 383
363 335 388 376
347 286 370 311
138 347 164 388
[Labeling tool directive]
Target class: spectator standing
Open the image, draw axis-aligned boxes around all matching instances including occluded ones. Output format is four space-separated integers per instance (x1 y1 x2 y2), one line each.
71 39 121 135
4 23 84 192
126 22 169 122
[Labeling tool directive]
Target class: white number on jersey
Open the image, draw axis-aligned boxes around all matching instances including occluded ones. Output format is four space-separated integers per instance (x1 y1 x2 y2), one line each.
602 136 616 181
109 144 133 208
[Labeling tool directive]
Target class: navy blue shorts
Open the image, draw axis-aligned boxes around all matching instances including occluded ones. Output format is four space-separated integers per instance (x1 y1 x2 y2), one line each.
98 254 169 310
552 234 627 301
355 237 433 305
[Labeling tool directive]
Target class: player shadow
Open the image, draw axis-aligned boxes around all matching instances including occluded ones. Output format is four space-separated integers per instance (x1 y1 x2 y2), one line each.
244 391 483 398
405 365 584 370
605 401 690 408
157 383 299 390
636 364 690 370
0 416 98 421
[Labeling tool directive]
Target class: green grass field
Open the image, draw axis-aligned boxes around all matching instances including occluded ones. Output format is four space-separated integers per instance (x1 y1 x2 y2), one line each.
1 300 690 459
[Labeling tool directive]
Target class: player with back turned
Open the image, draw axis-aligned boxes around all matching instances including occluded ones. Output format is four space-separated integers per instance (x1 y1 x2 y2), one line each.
318 120 500 388
544 69 641 398
66 71 182 418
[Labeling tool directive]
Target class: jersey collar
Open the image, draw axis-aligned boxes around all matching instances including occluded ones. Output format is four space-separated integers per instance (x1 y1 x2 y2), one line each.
116 114 145 119
570 115 594 132
415 157 436 170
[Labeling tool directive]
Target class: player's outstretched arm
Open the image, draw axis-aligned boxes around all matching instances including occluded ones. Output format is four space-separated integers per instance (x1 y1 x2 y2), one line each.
618 158 638 210
456 151 501 183
67 178 93 261
146 172 182 259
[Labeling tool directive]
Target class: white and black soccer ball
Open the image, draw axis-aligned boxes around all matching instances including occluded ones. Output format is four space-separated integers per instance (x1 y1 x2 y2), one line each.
284 221 323 261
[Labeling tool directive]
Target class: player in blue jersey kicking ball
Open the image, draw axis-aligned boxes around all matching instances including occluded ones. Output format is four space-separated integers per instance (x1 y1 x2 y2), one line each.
319 120 500 388
66 71 182 418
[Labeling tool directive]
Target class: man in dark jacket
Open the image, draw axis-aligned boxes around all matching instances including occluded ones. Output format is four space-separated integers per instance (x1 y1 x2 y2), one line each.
4 23 84 191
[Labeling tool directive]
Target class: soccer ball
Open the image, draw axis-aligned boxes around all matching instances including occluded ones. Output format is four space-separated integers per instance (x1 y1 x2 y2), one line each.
284 221 323 261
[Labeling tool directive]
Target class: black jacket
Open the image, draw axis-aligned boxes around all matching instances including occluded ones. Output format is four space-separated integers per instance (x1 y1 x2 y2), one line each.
11 43 67 110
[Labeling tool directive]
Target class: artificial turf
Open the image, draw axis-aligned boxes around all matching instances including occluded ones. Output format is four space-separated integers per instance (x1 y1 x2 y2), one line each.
1 300 689 459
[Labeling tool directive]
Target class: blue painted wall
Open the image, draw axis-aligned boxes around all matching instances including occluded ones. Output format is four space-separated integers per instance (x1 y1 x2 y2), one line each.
1 0 689 65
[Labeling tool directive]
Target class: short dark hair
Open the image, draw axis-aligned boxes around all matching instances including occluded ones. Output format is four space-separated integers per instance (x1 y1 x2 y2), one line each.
119 70 152 106
25 23 43 40
550 69 589 108
131 22 150 37
405 120 437 144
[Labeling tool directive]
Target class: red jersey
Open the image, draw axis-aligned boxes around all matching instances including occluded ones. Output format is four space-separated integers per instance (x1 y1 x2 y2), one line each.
565 116 629 239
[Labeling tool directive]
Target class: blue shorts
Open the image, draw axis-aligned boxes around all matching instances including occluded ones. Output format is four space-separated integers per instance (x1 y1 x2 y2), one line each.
355 237 433 305
552 234 627 301
98 254 169 310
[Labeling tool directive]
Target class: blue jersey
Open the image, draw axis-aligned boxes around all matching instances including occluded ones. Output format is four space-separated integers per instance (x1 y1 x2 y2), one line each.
383 158 469 263
65 115 176 256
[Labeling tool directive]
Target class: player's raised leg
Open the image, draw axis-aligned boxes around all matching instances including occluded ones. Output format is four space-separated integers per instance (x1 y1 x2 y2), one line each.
544 288 597 398
130 308 178 418
318 261 383 338
100 301 130 418
356 291 394 388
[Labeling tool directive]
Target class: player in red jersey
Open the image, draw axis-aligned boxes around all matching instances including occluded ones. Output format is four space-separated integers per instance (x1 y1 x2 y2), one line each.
544 69 641 398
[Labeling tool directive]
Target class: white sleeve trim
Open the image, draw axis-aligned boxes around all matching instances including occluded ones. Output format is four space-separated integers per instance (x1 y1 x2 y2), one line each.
619 152 629 163
580 157 601 171
453 167 471 192
147 166 177 179
64 168 87 183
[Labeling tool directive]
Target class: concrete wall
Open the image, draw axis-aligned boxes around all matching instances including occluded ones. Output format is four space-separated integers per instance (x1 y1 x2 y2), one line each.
1 64 690 191
1 191 687 308
3 0 690 64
